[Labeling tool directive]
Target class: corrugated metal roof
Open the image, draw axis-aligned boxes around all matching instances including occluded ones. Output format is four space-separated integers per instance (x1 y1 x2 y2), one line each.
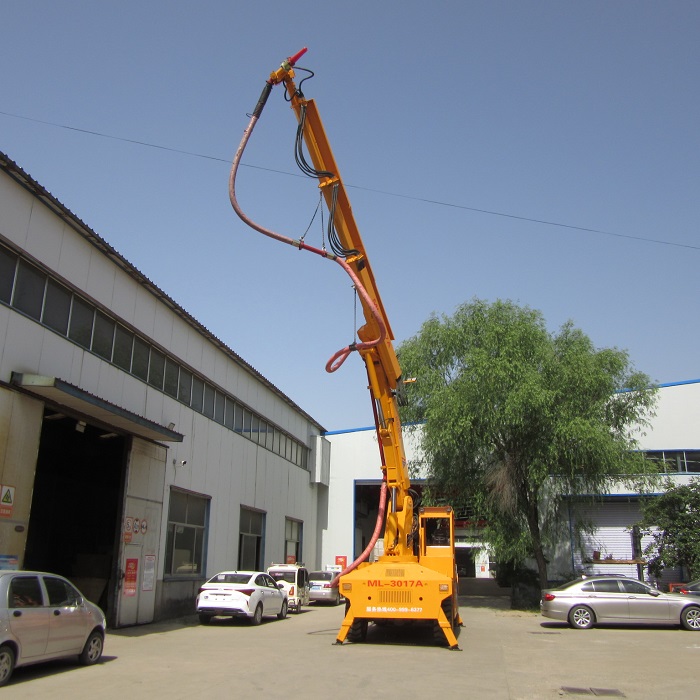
0 150 325 432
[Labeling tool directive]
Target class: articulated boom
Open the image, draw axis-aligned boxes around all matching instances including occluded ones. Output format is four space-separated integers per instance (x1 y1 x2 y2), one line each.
233 49 462 648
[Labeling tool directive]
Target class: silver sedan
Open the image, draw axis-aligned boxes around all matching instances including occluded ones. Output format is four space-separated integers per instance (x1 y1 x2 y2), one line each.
540 576 700 630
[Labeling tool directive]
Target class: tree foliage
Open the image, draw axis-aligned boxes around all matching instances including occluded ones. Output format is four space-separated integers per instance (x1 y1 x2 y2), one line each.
398 299 658 588
638 478 700 580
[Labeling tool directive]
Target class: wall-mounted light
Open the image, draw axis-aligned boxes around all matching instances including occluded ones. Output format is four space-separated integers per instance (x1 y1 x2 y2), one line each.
172 459 188 467
168 422 176 430
75 420 86 433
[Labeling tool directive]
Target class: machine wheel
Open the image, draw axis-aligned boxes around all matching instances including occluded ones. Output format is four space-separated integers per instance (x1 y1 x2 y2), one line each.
294 602 302 614
78 630 104 665
681 606 700 631
251 604 263 626
347 619 368 643
0 645 15 688
277 600 288 620
568 605 595 629
198 613 213 625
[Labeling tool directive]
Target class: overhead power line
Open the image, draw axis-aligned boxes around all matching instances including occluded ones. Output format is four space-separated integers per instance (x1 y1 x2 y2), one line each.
1 109 697 252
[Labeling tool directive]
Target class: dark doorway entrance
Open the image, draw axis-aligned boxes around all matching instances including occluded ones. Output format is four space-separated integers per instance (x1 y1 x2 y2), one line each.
456 546 476 577
24 409 127 622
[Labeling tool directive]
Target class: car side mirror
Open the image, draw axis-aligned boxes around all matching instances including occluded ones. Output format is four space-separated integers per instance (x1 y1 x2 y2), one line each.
649 589 661 597
278 583 284 590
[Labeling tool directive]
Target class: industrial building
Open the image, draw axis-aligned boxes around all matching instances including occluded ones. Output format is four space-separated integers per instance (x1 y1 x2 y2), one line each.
323 381 700 587
0 151 330 626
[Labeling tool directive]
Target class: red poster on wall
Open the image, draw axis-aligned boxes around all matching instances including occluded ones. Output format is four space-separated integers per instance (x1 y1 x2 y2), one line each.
335 555 347 569
124 558 138 597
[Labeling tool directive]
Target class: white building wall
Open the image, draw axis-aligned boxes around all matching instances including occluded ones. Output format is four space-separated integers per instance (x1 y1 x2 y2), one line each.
0 156 324 621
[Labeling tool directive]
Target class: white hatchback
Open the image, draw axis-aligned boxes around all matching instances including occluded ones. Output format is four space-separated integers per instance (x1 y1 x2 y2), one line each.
196 571 288 625
0 570 106 687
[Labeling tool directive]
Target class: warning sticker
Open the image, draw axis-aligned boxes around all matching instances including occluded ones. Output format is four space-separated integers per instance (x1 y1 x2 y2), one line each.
0 485 15 518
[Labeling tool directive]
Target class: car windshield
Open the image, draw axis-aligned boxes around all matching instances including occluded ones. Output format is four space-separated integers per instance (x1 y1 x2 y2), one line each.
208 573 252 585
269 571 296 583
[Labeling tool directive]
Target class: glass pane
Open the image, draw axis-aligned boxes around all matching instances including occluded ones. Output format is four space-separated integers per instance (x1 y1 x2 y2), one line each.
242 409 252 439
42 279 71 334
0 246 17 303
131 336 150 380
178 368 192 405
233 403 243 433
202 383 215 418
224 397 234 430
92 311 115 360
214 391 225 424
148 348 165 389
187 494 207 527
68 296 94 349
9 576 43 607
13 260 46 320
169 490 188 523
164 359 179 398
265 425 274 451
173 526 196 574
251 415 260 443
113 325 133 371
191 376 204 412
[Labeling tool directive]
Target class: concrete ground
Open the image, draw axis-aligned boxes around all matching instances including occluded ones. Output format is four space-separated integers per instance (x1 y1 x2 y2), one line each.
3 586 699 699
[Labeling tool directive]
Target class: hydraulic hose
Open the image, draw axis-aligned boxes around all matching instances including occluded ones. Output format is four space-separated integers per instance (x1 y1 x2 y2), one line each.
228 105 387 373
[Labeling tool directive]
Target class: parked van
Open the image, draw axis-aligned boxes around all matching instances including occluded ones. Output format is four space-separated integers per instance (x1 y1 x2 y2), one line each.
267 564 310 613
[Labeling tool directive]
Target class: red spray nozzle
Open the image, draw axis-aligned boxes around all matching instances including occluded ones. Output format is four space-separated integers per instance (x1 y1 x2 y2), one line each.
288 47 308 66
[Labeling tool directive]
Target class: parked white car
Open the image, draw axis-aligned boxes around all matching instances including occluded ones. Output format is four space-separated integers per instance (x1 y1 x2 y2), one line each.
267 564 310 613
0 570 106 687
309 571 342 605
196 571 288 625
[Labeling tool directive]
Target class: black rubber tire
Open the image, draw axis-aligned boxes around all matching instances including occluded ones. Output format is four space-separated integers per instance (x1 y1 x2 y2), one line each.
251 603 263 626
78 630 104 665
347 619 368 643
198 613 213 625
277 600 288 620
0 645 15 688
568 605 595 629
681 606 700 631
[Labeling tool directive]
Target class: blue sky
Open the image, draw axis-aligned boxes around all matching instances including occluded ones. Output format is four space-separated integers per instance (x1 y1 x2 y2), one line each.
1 1 698 431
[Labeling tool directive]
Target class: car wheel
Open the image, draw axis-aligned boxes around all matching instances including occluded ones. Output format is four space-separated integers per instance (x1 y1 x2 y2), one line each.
78 630 104 665
681 606 700 631
198 613 213 625
334 590 341 605
568 605 595 629
0 645 15 688
277 600 288 620
251 603 263 626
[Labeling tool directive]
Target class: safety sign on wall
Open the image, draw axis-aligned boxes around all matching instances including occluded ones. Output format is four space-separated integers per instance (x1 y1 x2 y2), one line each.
0 485 15 518
124 558 139 597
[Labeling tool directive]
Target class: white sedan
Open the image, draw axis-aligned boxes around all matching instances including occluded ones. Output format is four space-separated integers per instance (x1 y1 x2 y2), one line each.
196 571 288 625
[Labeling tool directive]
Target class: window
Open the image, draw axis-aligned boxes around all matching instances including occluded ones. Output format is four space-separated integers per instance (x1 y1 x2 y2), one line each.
42 279 71 334
165 490 209 576
68 296 94 348
9 576 43 607
191 376 204 412
239 508 265 571
0 246 17 303
619 579 651 595
592 580 622 593
202 383 215 419
164 358 179 398
113 325 134 371
224 397 235 430
646 450 700 474
131 336 150 381
214 391 225 425
13 260 46 320
178 368 192 405
44 576 81 607
285 518 302 563
92 311 115 361
148 348 165 390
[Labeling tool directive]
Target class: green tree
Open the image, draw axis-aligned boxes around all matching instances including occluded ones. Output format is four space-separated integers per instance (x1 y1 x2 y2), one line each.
398 298 658 589
638 478 700 580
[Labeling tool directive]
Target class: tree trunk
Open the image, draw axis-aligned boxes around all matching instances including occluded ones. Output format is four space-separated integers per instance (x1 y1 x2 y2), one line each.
526 498 548 590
